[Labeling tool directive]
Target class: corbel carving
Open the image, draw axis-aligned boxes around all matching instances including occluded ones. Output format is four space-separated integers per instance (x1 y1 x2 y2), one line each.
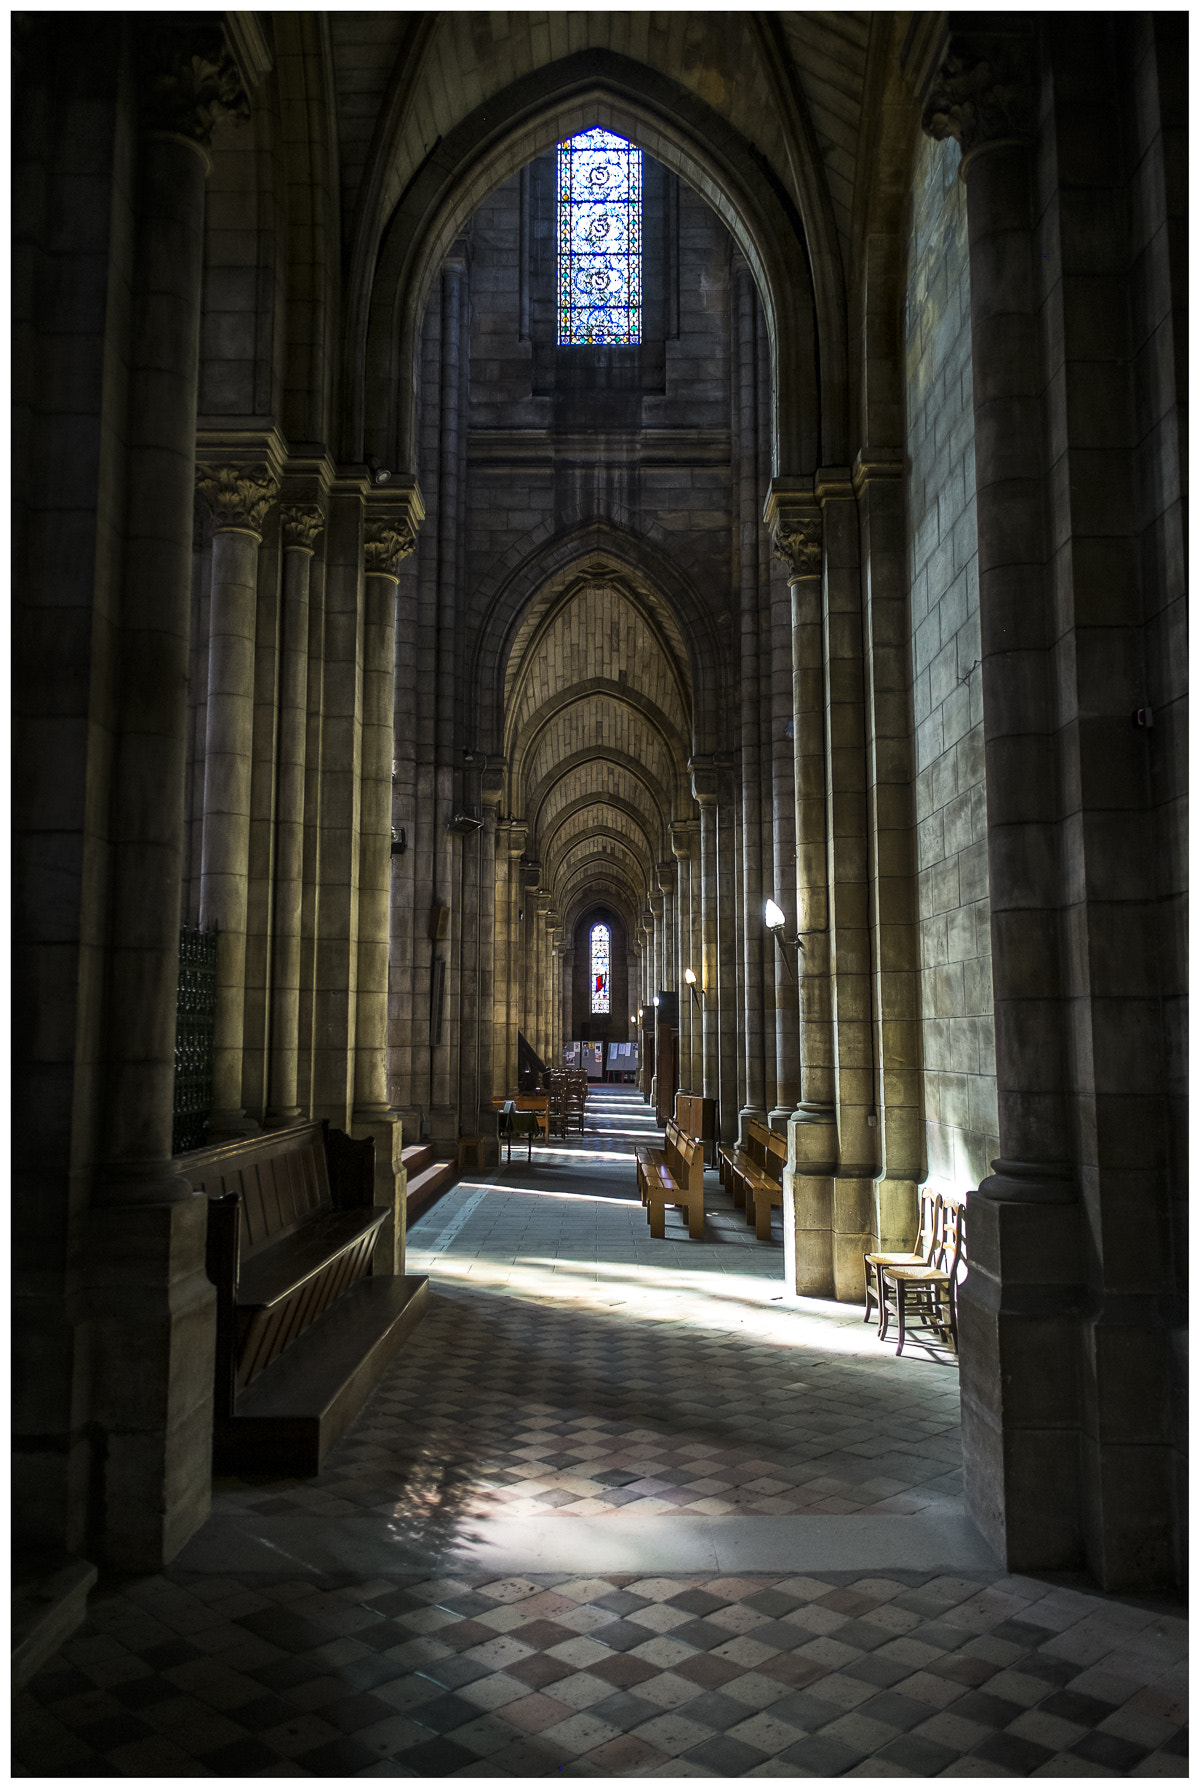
763 486 823 581
195 462 279 536
921 33 1035 153
136 23 250 145
279 504 324 553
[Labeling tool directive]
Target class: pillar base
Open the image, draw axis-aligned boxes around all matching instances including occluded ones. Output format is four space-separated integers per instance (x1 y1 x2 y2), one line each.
874 1175 919 1255
352 1106 403 1276
86 1197 216 1574
959 1180 1085 1574
738 1105 766 1146
264 1106 304 1129
767 1106 792 1135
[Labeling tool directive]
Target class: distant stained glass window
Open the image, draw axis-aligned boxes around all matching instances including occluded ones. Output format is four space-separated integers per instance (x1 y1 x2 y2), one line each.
590 922 611 1014
557 128 642 346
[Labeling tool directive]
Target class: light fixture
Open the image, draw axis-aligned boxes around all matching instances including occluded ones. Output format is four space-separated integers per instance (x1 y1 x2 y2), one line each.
764 897 803 979
652 996 660 1008
366 455 392 486
683 967 702 1011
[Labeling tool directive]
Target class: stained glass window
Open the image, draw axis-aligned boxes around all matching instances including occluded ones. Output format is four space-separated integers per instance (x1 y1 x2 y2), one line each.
557 128 641 346
590 922 611 1014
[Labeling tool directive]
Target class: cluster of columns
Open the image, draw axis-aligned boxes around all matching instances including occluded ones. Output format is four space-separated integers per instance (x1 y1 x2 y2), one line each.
71 22 425 1572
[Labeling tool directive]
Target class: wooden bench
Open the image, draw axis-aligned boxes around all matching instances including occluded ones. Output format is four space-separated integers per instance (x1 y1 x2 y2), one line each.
635 1117 706 1240
718 1119 787 1240
183 1120 427 1474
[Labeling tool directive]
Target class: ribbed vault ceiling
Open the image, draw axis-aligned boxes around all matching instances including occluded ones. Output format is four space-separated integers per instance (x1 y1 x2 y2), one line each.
504 570 693 947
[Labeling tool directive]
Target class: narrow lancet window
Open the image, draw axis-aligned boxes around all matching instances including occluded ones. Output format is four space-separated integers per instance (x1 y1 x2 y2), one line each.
590 923 611 1014
557 127 642 345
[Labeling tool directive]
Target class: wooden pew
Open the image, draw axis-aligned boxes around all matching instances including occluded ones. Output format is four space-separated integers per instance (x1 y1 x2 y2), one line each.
719 1119 787 1241
183 1120 427 1474
635 1117 706 1240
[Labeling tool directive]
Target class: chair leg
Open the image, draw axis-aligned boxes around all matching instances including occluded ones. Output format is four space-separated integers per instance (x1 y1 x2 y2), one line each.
895 1282 907 1355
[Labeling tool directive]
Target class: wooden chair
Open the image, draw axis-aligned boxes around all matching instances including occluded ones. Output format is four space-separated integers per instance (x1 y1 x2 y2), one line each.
864 1189 942 1330
878 1198 966 1356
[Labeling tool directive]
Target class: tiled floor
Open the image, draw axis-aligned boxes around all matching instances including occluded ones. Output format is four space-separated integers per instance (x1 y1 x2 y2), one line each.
12 1090 1188 1776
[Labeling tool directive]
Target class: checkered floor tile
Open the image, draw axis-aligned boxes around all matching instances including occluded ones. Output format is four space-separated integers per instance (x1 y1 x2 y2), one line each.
13 1090 1188 1775
14 1567 1187 1776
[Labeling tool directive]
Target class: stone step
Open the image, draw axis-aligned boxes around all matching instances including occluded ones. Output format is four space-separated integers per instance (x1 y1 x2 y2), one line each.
405 1154 458 1224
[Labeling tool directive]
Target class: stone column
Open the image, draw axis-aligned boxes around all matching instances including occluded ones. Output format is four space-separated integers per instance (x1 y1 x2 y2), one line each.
562 944 576 1048
265 501 323 1125
195 456 280 1135
90 23 249 1573
354 501 421 1271
768 567 801 1129
817 468 877 1298
671 822 699 1089
734 262 768 1144
922 32 1085 1573
715 773 740 1145
856 453 923 1253
388 552 417 1131
765 486 838 1294
690 765 721 1108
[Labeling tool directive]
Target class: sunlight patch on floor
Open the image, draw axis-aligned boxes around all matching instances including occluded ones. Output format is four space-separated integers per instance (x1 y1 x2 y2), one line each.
408 1253 936 1363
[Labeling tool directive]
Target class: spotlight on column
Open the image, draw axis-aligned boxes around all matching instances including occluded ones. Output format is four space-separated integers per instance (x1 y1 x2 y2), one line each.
764 897 802 979
683 967 702 1011
366 455 392 486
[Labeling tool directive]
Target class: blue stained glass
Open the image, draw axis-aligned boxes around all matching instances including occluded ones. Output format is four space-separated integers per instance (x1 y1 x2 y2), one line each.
590 922 611 1014
557 128 642 346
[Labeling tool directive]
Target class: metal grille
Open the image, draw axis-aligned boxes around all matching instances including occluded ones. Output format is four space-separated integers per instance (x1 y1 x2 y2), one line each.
173 924 217 1154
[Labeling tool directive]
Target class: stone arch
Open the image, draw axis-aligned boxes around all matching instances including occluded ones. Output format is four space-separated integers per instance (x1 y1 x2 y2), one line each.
468 518 725 758
353 49 831 479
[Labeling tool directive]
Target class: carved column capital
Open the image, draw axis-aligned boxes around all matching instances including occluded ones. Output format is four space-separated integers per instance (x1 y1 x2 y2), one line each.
656 862 676 897
363 481 425 581
195 463 279 537
279 504 324 553
135 22 250 147
363 516 417 581
763 481 823 581
921 32 1036 154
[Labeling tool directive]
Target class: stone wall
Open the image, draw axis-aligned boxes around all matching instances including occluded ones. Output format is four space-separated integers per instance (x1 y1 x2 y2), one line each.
904 132 998 1198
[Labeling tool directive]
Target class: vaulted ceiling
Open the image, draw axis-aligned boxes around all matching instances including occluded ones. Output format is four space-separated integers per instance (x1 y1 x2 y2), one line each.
503 563 693 942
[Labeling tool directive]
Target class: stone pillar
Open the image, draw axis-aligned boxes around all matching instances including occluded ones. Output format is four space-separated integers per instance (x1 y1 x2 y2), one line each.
734 262 768 1143
715 774 740 1145
354 501 421 1270
856 453 923 1253
765 486 838 1294
310 486 365 1130
691 766 721 1108
265 501 324 1125
90 24 249 1573
562 943 575 1049
195 455 280 1135
388 552 417 1131
768 568 801 1129
671 821 699 1089
817 467 877 1298
921 31 1086 1573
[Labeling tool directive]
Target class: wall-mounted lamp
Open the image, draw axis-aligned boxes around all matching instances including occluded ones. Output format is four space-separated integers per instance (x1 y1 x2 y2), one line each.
764 898 803 979
683 966 703 1011
652 995 660 1008
366 455 392 486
